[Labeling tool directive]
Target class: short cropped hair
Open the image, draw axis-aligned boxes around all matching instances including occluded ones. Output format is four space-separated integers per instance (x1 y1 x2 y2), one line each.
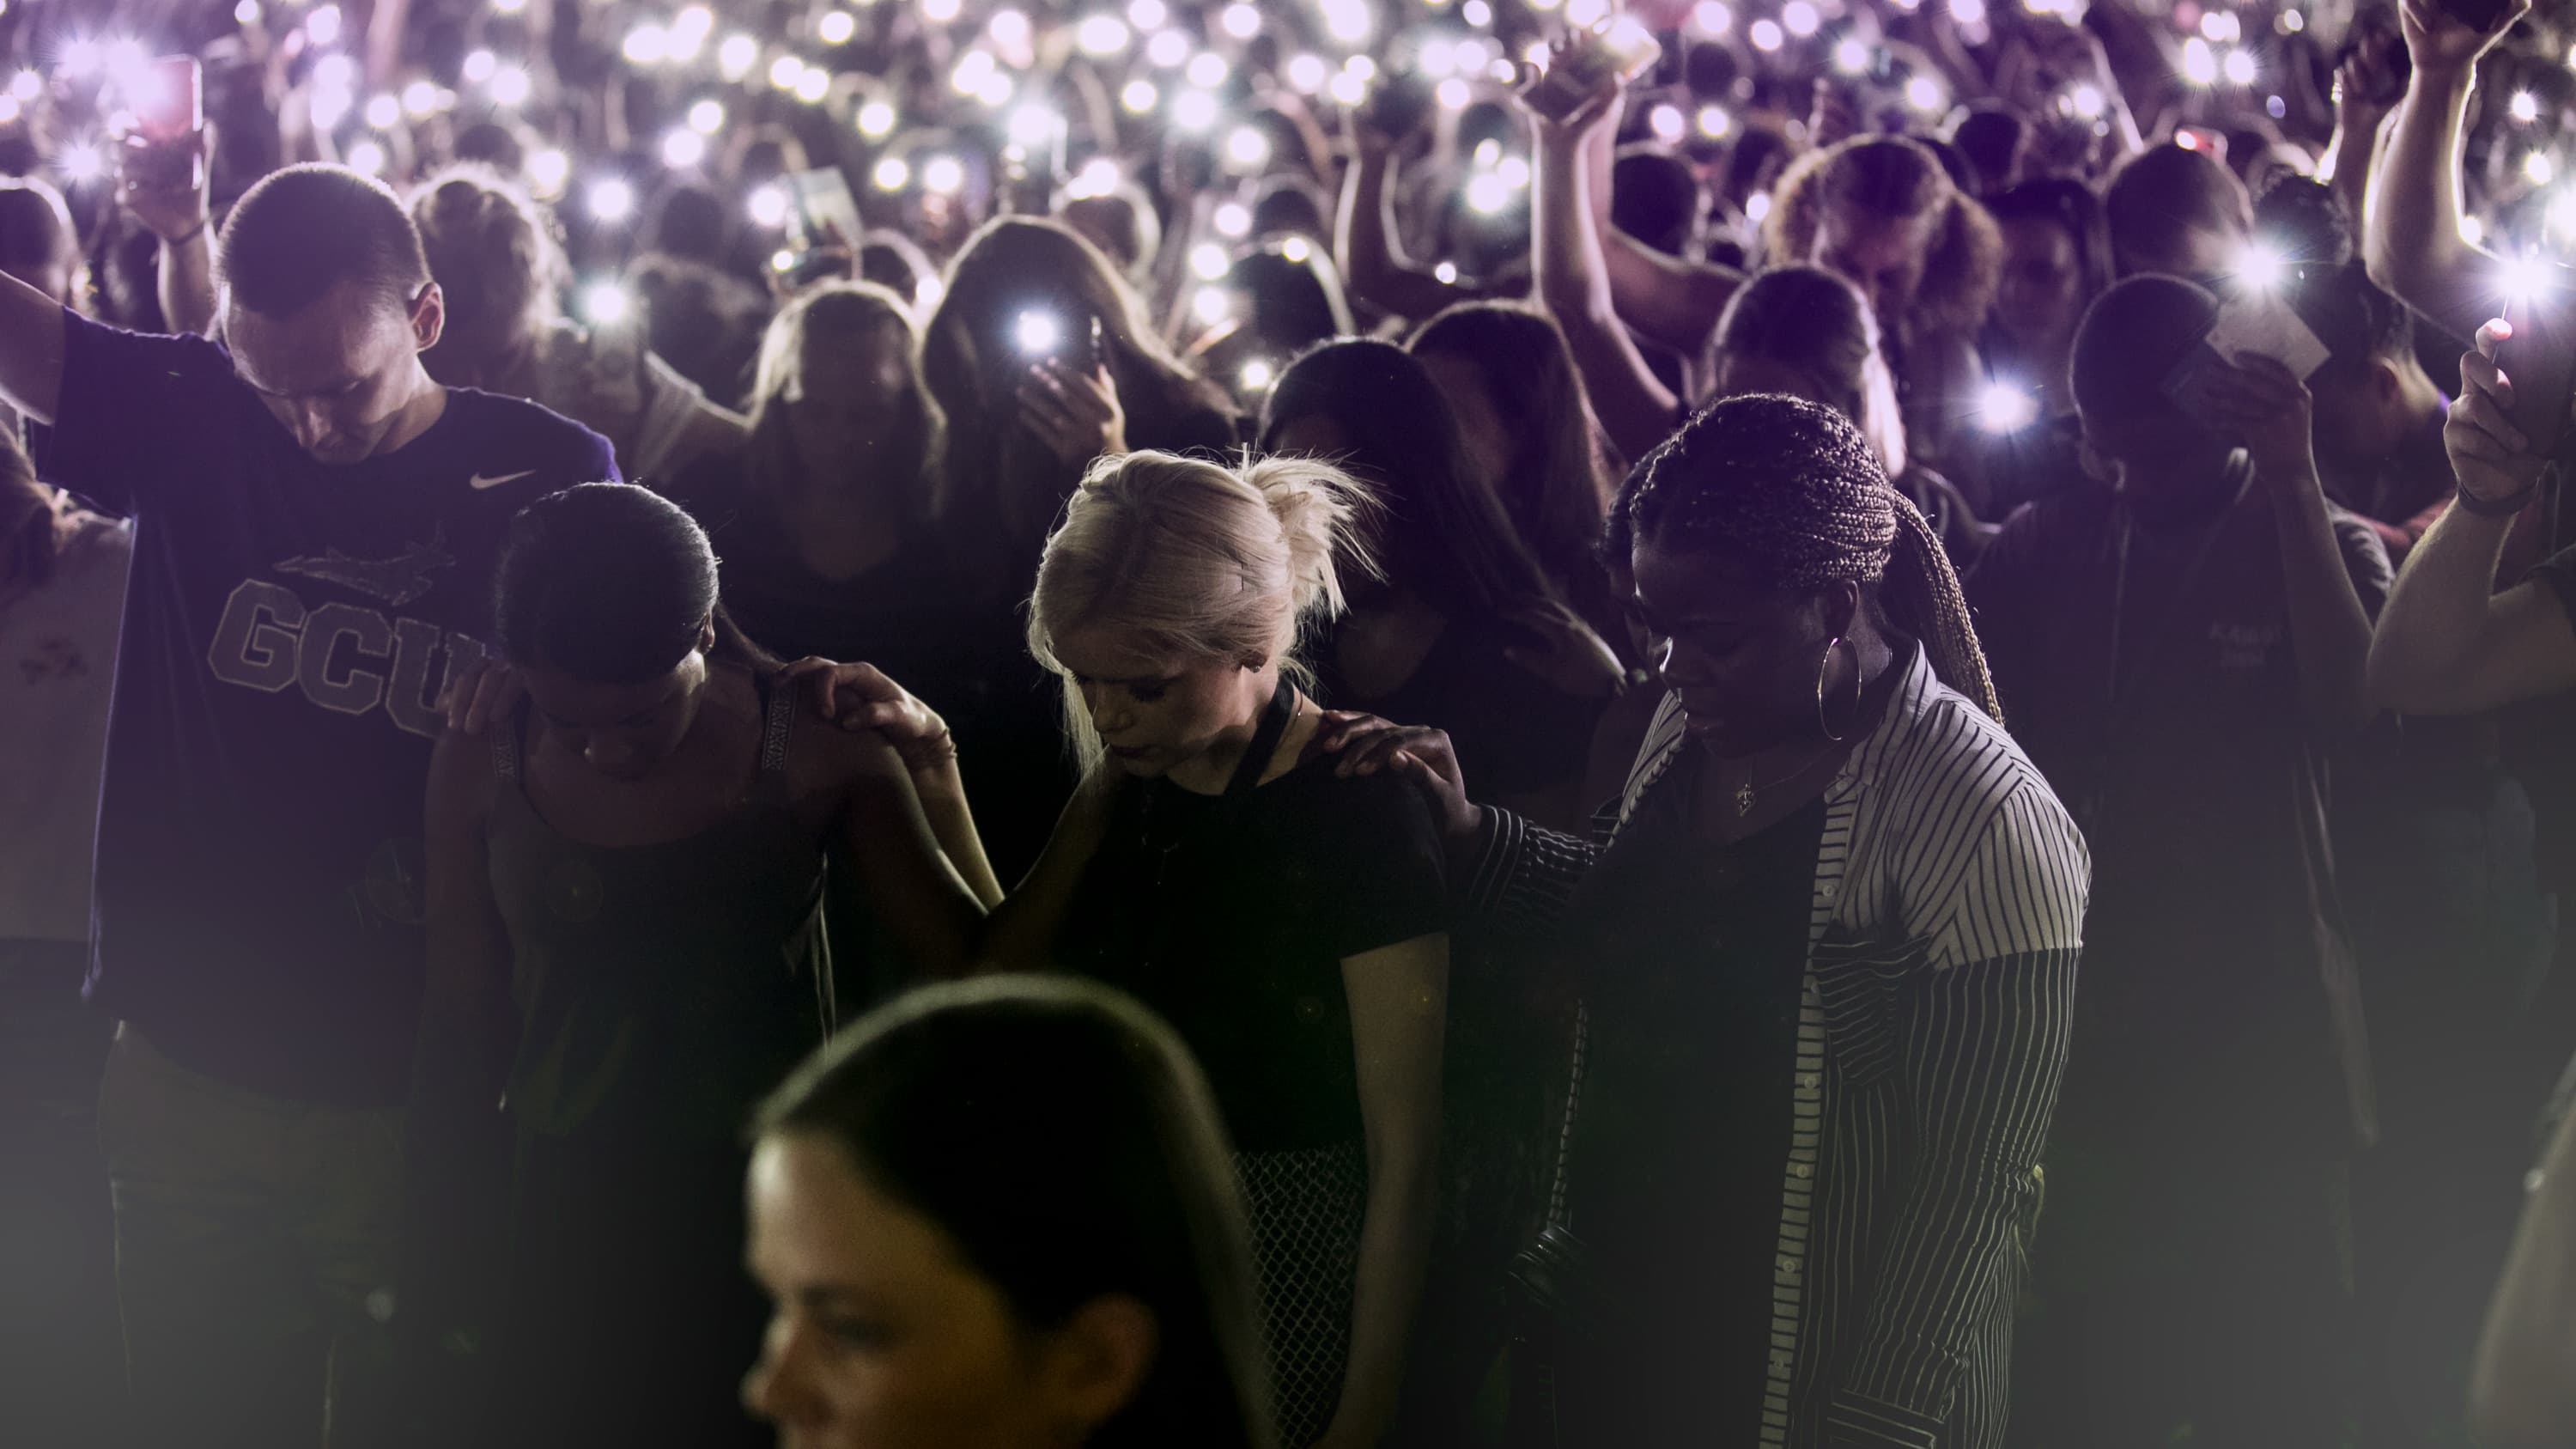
2072 273 2220 425
218 164 430 319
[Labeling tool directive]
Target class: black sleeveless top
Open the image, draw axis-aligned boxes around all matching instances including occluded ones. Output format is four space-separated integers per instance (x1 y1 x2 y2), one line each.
487 677 834 1145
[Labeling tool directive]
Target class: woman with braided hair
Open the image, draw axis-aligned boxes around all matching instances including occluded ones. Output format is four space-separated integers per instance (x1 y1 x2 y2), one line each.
1323 393 2087 1447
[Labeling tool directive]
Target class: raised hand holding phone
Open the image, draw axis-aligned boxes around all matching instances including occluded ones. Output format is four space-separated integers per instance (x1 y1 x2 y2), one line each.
2448 320 2554 514
115 57 210 244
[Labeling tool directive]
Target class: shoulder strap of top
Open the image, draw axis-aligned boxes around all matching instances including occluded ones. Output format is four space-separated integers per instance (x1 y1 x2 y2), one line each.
491 702 525 782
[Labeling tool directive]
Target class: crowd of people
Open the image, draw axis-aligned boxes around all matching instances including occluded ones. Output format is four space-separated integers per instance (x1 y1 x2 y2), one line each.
7 0 2576 1444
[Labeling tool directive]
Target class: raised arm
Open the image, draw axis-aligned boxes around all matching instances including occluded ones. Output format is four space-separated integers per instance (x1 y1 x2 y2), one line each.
2368 326 2576 714
120 130 219 338
2360 0 2530 342
1529 98 1688 464
1335 131 1491 323
0 259 66 426
1320 934 1449 1449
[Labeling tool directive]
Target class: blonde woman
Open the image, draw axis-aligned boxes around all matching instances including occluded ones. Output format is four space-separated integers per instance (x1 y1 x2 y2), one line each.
854 450 1450 1447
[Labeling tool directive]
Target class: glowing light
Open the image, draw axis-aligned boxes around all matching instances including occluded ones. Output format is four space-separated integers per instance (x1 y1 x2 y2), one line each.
311 83 353 131
584 177 633 222
669 6 712 58
1146 30 1190 67
1466 173 1512 213
975 71 1014 107
1121 81 1159 113
2067 82 2105 119
1977 382 2039 434
1697 105 1733 138
797 68 832 104
1693 2 1732 33
2529 151 2559 187
1437 77 1472 109
1833 38 1869 73
1067 158 1122 199
1128 0 1169 28
404 81 441 117
1948 0 1986 24
771 248 797 275
1321 0 1372 44
61 40 102 78
1474 138 1503 168
748 185 790 228
1188 52 1230 88
921 155 965 195
1015 309 1062 355
989 9 1031 49
2460 215 2484 246
1498 155 1530 189
1224 126 1271 169
58 141 104 182
1346 56 1378 81
1010 105 1060 149
0 96 17 125
580 281 630 326
1172 88 1218 130
2500 252 2557 305
491 0 526 13
2235 242 2287 291
1281 235 1312 263
1434 261 1460 283
2182 39 2219 86
872 156 911 191
482 64 526 107
343 138 386 175
1190 243 1230 279
1749 20 1784 52
1329 72 1366 106
2280 9 2304 31
1420 37 1459 77
2512 91 2541 124
2221 48 2257 85
1648 104 1685 143
11 70 40 102
1221 3 1261 38
1746 192 1772 222
719 34 760 81
661 128 706 168
526 148 568 198
2548 190 2576 236
1566 0 1607 24
314 54 357 93
1078 15 1131 56
817 9 856 44
1286 54 1327 93
1783 1 1820 35
364 92 400 129
921 0 961 21
1463 0 1493 25
1192 285 1233 325
951 51 994 94
623 24 668 65
1905 76 1947 112
678 99 720 136
857 100 896 137
1241 359 1274 391
2199 10 2241 41
236 0 262 25
305 4 342 46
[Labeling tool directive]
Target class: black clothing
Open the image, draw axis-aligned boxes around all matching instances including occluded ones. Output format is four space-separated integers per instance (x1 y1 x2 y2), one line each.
1316 612 1602 807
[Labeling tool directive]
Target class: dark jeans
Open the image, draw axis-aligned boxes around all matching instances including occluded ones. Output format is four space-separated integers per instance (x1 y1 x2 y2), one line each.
2008 1131 2354 1449
95 1022 404 1449
0 941 123 1449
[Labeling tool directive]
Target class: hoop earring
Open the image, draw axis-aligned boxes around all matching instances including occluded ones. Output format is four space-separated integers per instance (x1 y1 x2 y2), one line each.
1815 636 1856 742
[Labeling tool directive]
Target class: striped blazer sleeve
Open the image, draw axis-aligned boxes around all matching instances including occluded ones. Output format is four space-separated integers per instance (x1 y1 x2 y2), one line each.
1456 804 1601 932
1825 781 2087 1447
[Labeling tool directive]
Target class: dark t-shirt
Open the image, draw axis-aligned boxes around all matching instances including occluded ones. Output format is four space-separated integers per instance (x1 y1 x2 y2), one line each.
1052 756 1447 1153
1315 612 1602 804
1967 477 2391 1155
39 309 619 1105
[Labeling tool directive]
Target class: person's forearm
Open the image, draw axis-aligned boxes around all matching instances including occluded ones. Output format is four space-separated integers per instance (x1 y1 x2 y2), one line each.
1336 146 1474 320
2365 64 2489 338
912 760 1003 908
159 229 217 338
1534 133 1683 461
2366 500 2517 713
974 777 1116 971
2324 105 2391 232
1323 1153 1436 1446
2270 478 2378 733
2471 1099 2576 1446
0 264 67 424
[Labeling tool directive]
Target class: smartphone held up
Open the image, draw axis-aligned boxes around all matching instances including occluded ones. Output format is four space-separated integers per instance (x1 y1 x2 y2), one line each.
115 56 204 195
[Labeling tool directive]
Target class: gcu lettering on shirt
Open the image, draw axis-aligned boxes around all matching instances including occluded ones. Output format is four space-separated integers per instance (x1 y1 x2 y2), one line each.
36 310 617 1105
206 548 494 739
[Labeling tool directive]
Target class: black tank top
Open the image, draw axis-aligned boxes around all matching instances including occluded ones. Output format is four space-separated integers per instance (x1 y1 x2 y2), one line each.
488 676 834 1145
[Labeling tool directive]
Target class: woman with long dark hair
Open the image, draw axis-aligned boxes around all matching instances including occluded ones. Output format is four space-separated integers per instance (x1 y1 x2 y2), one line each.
743 975 1274 1449
1327 395 2086 1447
1261 338 1619 831
1971 179 2116 514
920 216 1238 606
415 484 994 1449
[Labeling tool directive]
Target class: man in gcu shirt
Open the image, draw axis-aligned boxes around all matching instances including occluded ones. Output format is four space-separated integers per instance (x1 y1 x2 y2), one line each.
0 164 617 1447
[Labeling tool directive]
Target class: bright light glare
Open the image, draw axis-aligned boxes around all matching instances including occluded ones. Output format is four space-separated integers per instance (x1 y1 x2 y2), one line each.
1121 81 1159 113
1648 104 1685 143
1172 88 1218 130
921 0 961 21
2500 253 2558 305
748 185 790 228
1067 158 1122 199
989 9 1032 48
1281 235 1311 263
587 177 635 222
1329 72 1366 106
1128 0 1169 27
1078 15 1131 56
951 51 994 94
1693 2 1732 33
1498 155 1530 187
857 100 896 137
344 139 386 175
1747 192 1772 222
580 281 629 326
306 5 342 46
1015 310 1062 356
2461 215 2484 246
1697 105 1733 139
236 0 263 24
2548 190 2576 236
1948 0 1986 24
1977 383 2039 435
1146 30 1190 67
719 34 759 80
1225 125 1270 168
689 99 725 134
817 10 856 44
1833 38 1869 73
796 69 832 104
661 128 706 167
314 55 357 94
1750 20 1784 52
2529 152 2559 187
11 70 41 101
1192 285 1232 325
1434 260 1461 283
310 84 353 131
2512 91 2541 124
872 156 910 191
2221 48 2257 85
1188 52 1230 88
58 142 104 182
526 148 568 197
1322 0 1372 43
365 93 400 129
0 97 17 125
1437 77 1472 109
2182 38 2218 86
2066 82 2105 119
2200 10 2242 41
1783 1 1820 35
2235 242 2287 291
1286 54 1327 92
921 155 965 195
1466 173 1511 213
1463 0 1493 24
490 0 526 12
1241 359 1274 391
623 25 668 65
1905 76 1946 112
1221 3 1261 38
404 81 440 117
1190 242 1230 279
489 65 531 107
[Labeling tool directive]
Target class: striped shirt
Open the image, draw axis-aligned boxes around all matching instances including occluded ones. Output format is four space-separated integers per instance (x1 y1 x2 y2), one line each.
1463 644 2087 1448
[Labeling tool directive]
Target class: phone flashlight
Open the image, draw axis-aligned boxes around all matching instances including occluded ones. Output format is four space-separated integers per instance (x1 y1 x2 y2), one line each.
1016 309 1065 357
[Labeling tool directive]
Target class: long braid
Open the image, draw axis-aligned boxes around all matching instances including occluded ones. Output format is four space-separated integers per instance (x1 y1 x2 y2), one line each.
1620 393 2003 722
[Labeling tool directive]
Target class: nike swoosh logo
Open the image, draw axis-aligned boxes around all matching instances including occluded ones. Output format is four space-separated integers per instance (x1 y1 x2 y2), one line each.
469 469 538 490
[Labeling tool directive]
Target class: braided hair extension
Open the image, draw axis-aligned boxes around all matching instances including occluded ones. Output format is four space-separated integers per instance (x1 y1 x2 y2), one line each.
1620 394 2002 722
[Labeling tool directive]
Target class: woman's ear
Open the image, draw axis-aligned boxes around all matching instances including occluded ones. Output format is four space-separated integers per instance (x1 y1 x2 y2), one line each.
1034 1294 1158 1440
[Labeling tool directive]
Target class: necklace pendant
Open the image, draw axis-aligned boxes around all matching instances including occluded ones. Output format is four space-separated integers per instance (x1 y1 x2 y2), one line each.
1735 780 1755 817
